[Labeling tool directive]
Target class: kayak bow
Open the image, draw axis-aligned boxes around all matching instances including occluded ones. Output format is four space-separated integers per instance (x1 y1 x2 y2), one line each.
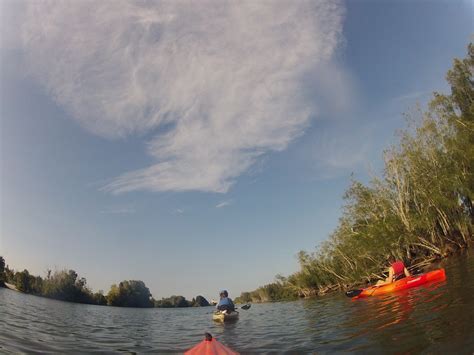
185 333 238 355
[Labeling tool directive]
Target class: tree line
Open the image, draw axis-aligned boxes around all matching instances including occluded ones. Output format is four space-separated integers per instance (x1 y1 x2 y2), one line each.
2 45 472 306
0 256 210 308
236 43 474 303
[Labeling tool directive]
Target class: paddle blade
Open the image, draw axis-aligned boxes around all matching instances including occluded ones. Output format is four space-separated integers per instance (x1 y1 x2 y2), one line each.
240 304 251 310
345 289 362 298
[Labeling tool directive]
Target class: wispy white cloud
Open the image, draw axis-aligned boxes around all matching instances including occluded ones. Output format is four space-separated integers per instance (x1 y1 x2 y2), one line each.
173 208 184 215
100 206 135 214
215 200 232 208
316 126 370 170
293 119 373 180
392 90 430 103
18 0 347 193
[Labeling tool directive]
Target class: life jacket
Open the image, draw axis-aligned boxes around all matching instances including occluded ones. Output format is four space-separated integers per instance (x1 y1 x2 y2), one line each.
391 260 405 277
217 297 235 312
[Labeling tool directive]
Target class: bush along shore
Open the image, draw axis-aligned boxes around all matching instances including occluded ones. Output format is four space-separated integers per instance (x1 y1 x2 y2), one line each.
236 44 473 304
2 45 473 307
0 256 210 308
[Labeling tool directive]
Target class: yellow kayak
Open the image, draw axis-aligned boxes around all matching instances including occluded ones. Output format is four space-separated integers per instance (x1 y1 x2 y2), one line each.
212 311 239 322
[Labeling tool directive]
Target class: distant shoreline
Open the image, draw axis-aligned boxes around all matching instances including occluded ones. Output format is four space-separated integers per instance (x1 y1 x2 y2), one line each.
0 256 213 309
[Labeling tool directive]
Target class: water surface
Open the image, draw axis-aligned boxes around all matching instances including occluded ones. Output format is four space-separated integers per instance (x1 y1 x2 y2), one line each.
1 252 473 353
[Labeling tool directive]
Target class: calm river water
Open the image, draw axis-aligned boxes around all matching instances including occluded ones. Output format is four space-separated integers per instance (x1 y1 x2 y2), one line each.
1 252 474 353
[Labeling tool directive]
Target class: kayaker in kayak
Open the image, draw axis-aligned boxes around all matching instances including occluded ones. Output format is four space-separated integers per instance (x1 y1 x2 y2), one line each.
216 290 235 313
375 258 411 286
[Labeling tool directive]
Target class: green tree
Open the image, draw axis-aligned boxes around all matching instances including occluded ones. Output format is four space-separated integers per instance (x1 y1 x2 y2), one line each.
42 269 94 304
154 295 192 307
0 256 5 287
14 269 32 292
235 292 251 303
168 295 190 307
239 43 474 300
155 298 173 308
107 280 153 308
192 295 210 307
93 291 107 306
4 265 15 284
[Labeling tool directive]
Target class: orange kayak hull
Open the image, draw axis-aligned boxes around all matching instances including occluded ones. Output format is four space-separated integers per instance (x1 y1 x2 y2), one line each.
354 268 446 299
185 338 239 355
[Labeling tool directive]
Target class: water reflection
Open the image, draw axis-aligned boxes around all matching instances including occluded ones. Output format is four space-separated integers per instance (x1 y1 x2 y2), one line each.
1 252 473 353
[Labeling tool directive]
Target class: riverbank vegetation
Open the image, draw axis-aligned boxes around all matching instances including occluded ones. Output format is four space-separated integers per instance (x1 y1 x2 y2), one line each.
2 45 472 306
0 256 6 287
154 295 210 308
0 256 209 308
236 44 473 303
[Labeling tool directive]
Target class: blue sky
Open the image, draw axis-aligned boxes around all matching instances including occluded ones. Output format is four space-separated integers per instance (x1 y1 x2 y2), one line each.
1 0 472 300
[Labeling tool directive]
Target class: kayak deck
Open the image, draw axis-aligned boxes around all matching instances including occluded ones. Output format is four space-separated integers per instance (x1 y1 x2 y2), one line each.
185 333 238 355
353 268 446 299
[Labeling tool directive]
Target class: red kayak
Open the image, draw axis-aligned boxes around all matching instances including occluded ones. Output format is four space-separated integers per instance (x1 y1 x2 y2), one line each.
185 333 238 355
347 268 446 299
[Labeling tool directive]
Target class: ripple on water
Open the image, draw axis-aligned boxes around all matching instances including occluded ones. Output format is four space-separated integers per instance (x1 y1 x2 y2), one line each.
1 252 474 352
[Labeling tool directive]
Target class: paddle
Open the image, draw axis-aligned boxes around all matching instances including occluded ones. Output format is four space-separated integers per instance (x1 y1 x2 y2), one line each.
345 289 363 298
213 304 251 313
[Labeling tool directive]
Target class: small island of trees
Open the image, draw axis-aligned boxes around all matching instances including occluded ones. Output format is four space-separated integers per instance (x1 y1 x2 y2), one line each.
0 256 210 308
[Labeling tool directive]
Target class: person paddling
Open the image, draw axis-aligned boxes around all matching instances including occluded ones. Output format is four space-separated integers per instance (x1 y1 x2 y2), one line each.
216 290 235 313
375 257 411 286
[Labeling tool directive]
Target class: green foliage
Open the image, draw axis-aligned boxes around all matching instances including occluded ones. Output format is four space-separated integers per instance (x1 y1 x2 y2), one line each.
93 291 107 306
171 295 189 307
4 265 15 284
2 44 472 305
154 295 191 308
2 263 95 303
0 256 209 309
42 269 94 303
192 295 210 307
0 256 5 286
242 43 474 300
235 292 251 304
236 281 298 303
14 269 30 292
14 269 44 294
154 298 173 308
153 294 211 307
106 280 153 308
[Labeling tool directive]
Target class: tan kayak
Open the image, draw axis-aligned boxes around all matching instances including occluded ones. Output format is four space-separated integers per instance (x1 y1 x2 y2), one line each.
212 311 239 322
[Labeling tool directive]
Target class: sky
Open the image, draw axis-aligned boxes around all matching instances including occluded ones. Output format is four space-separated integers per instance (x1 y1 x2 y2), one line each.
0 0 472 300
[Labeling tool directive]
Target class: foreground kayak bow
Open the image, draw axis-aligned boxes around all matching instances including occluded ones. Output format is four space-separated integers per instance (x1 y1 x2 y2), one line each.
346 268 446 299
185 333 238 355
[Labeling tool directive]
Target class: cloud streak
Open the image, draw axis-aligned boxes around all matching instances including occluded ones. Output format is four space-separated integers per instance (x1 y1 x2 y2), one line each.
99 206 135 215
19 0 346 193
215 200 232 208
392 90 430 103
173 208 184 215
